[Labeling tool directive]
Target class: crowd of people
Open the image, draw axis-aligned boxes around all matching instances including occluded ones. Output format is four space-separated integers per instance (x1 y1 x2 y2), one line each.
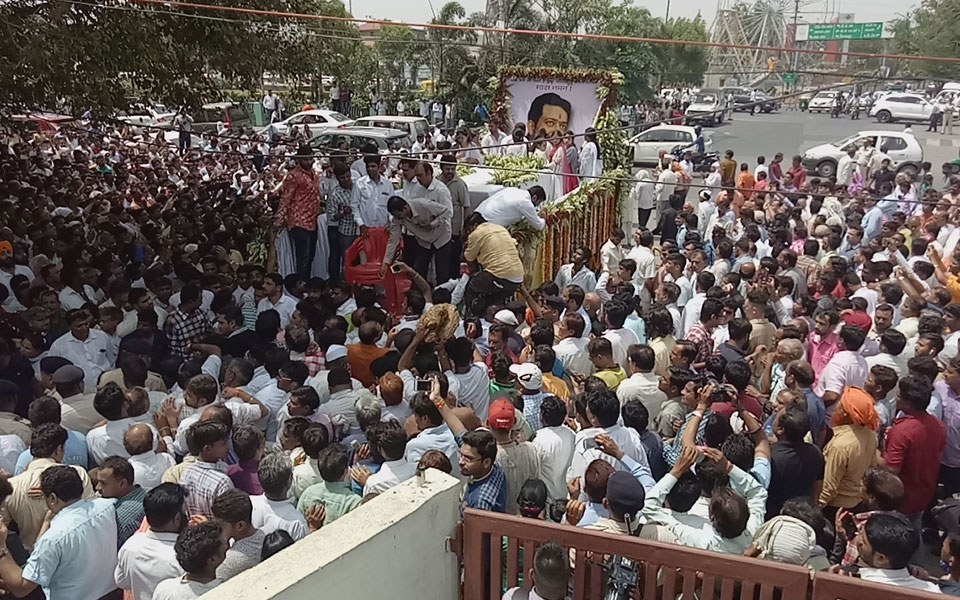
4 97 960 600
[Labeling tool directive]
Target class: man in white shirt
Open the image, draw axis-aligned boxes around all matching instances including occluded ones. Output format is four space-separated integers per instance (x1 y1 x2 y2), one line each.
553 313 593 377
250 452 310 540
305 345 362 404
256 272 297 329
115 482 187 600
86 384 159 466
554 246 597 294
599 229 625 274
531 396 575 502
125 424 175 490
350 155 394 234
754 156 769 180
475 186 546 231
480 122 508 157
442 337 491 423
566 390 653 489
617 345 667 425
679 271 714 339
404 393 459 465
0 242 34 313
48 309 115 393
855 512 942 593
262 90 277 121
602 300 641 371
837 146 857 188
654 158 678 215
51 365 101 434
356 420 417 499
627 229 657 309
317 366 363 435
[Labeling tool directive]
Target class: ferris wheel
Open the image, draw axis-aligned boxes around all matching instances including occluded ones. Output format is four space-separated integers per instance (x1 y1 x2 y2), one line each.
708 0 824 87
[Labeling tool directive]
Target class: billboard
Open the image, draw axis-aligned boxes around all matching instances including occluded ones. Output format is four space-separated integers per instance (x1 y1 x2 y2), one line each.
504 79 605 139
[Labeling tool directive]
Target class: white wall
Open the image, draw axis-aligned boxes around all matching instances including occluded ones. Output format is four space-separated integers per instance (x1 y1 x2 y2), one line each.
201 469 462 600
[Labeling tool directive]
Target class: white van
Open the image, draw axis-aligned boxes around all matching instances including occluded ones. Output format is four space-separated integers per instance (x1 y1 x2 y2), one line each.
351 116 429 147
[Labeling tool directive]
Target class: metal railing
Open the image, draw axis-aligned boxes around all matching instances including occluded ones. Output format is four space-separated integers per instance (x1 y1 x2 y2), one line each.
460 509 947 600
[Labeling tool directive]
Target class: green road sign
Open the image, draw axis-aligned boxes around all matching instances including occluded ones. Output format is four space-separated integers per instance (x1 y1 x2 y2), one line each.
781 73 797 84
806 22 885 40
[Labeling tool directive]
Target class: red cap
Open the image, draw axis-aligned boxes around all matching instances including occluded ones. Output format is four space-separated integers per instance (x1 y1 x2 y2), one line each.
488 399 517 430
842 311 872 334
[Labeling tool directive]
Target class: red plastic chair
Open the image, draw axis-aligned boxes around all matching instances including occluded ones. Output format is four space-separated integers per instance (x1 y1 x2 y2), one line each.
344 227 411 315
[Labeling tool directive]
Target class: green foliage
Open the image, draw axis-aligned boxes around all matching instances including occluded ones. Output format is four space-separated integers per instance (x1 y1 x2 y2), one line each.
0 0 366 113
485 154 546 185
468 0 708 103
892 0 960 79
657 17 711 87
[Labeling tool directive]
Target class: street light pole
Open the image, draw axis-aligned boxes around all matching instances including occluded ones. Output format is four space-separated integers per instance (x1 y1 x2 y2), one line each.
665 0 671 21
792 0 800 84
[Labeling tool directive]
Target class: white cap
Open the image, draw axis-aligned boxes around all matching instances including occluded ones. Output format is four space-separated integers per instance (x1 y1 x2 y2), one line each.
509 362 543 391
494 309 519 327
326 345 348 362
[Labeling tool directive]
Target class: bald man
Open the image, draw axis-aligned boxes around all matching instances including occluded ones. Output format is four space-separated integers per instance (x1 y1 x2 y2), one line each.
763 338 805 401
124 423 174 490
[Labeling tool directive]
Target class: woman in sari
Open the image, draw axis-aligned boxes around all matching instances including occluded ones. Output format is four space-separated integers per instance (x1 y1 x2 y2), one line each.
550 137 577 195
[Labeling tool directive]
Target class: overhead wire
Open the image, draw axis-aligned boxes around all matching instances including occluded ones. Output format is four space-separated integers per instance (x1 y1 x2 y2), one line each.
118 0 960 65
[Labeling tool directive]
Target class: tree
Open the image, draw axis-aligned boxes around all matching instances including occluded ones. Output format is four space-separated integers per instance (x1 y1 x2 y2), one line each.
468 0 708 104
656 17 710 88
375 24 431 101
0 0 366 114
892 0 960 79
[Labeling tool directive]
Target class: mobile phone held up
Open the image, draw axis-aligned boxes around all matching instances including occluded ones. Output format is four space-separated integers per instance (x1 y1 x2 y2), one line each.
415 379 431 392
390 263 403 274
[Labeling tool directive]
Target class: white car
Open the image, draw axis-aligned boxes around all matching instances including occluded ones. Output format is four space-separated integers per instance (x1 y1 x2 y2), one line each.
352 116 430 147
801 130 923 178
684 90 724 126
118 105 176 127
628 125 712 167
264 109 353 137
808 91 840 113
869 94 934 123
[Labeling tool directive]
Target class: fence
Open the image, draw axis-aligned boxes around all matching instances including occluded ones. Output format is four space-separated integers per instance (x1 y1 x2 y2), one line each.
460 509 945 600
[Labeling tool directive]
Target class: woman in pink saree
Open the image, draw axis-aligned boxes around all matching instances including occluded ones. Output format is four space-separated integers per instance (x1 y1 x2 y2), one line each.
550 140 578 196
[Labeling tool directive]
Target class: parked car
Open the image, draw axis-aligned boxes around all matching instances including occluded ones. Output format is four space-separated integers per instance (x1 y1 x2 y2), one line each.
801 130 923 178
190 102 251 133
117 104 176 127
725 88 779 113
308 126 410 154
627 125 712 167
869 94 934 123
808 91 840 113
262 109 353 138
351 116 429 146
684 89 724 126
8 113 75 134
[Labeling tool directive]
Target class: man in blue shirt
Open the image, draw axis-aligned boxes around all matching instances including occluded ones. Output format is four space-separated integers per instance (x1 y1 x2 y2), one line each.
0 465 118 600
861 195 884 243
459 429 506 513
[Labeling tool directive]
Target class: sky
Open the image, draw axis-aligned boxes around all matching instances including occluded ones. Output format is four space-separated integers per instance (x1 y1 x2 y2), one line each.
345 0 910 28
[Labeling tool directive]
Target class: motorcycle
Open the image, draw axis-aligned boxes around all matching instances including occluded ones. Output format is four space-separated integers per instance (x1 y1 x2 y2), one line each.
671 145 719 174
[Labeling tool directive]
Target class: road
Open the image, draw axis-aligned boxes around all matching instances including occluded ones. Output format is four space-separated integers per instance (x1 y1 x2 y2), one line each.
701 108 960 173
